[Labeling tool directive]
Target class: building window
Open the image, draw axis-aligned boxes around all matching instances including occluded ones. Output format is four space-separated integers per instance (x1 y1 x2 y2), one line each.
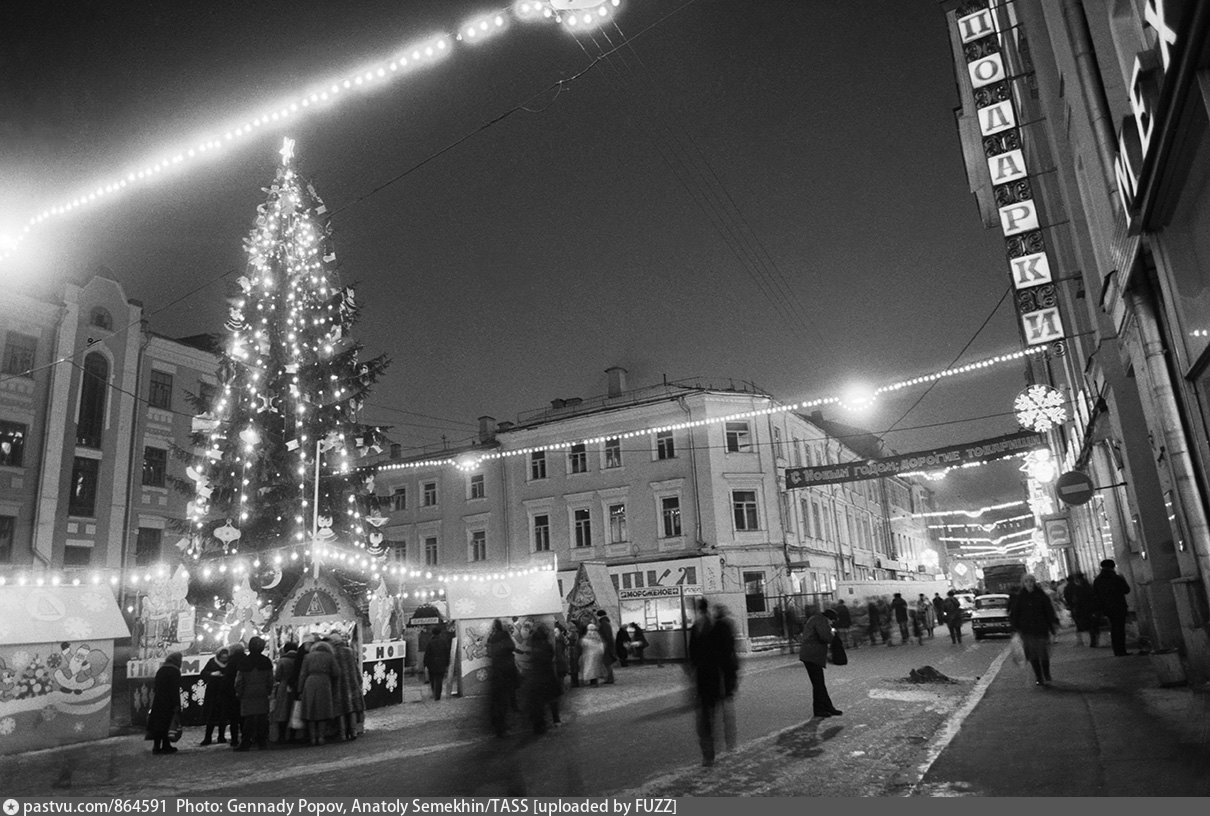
772 426 784 459
68 457 100 517
470 530 487 562
528 451 546 480
608 503 627 543
393 540 408 562
422 481 438 507
533 515 550 552
656 430 675 460
661 496 682 538
725 421 751 453
573 508 592 548
800 497 812 538
148 370 173 410
569 443 587 474
135 527 162 567
391 487 407 511
90 307 112 330
424 536 439 566
142 446 167 487
743 571 767 614
390 443 402 458
604 438 622 469
812 500 823 541
2 332 37 376
469 473 485 500
732 489 759 531
0 515 13 563
63 545 91 568
0 421 27 467
77 352 108 448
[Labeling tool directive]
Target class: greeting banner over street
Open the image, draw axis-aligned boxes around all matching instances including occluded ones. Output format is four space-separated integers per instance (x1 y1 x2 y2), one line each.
784 430 1046 489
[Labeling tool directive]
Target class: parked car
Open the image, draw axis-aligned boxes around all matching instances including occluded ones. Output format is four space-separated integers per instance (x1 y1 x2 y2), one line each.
954 592 977 620
971 594 1014 640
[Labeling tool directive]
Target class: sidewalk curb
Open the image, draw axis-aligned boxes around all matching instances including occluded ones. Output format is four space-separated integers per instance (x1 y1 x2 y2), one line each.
905 644 1010 796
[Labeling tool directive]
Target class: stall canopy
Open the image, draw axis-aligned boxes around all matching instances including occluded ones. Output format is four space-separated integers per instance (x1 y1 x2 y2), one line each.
0 586 129 754
565 562 620 630
407 603 447 629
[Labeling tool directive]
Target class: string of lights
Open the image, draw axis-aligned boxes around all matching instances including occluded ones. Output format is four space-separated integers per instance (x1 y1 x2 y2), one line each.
0 1 627 261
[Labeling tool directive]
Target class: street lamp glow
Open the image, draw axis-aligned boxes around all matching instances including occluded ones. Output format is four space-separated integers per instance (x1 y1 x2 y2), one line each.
839 383 876 413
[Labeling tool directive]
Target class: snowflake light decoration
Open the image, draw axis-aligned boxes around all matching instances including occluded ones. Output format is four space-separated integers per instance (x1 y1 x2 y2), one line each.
385 669 398 693
1020 449 1057 483
0 717 15 736
362 671 372 695
64 617 92 639
373 661 386 683
1014 384 1067 432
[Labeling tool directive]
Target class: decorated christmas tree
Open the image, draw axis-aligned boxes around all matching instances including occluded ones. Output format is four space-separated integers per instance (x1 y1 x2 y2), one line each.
183 139 390 578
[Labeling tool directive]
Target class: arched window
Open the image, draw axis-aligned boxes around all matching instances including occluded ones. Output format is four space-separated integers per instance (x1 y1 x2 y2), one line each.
77 352 108 448
89 307 112 330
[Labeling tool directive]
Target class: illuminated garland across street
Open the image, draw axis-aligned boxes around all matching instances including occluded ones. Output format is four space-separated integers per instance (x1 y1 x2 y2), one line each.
378 346 1047 473
0 1 625 259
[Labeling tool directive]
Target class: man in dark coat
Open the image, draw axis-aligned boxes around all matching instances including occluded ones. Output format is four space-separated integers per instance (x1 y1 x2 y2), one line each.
833 601 853 648
890 593 909 645
595 610 616 684
688 598 736 767
799 609 842 719
423 625 452 701
932 593 947 629
220 643 245 747
1093 559 1132 656
1063 572 1100 646
234 636 274 751
146 652 183 754
943 591 964 644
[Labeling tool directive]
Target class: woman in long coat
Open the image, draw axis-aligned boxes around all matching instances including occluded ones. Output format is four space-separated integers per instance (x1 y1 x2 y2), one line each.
298 640 338 746
1010 574 1060 685
270 642 299 743
330 632 365 741
578 623 607 686
145 652 183 755
220 643 245 747
198 647 230 745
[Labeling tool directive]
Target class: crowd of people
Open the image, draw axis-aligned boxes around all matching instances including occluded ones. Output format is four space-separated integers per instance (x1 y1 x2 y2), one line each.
145 630 367 755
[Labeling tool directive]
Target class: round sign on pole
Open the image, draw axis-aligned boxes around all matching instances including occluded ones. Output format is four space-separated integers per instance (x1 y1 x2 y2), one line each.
1055 470 1095 505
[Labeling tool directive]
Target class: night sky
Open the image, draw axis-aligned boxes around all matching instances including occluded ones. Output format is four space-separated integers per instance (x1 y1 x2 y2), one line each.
2 0 1034 511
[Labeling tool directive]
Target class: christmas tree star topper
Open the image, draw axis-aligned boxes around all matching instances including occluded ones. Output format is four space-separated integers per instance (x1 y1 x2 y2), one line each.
279 137 296 166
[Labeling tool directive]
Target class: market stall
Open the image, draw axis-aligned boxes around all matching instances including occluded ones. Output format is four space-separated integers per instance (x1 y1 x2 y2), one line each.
0 585 129 754
446 569 563 697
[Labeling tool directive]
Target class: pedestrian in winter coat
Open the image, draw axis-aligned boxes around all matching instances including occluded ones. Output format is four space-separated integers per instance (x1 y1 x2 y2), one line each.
626 623 649 664
270 643 299 743
488 618 520 737
578 624 607 686
799 609 842 719
595 611 616 683
1063 572 1100 647
615 625 632 668
523 624 563 733
567 623 583 687
552 622 571 687
145 652 183 755
918 594 936 639
329 632 365 740
298 640 338 746
688 599 739 766
1009 574 1060 685
944 591 964 644
424 626 452 701
1093 559 1132 656
234 636 274 751
891 593 910 644
199 648 230 745
865 599 882 646
834 601 853 648
220 643 245 746
932 593 947 630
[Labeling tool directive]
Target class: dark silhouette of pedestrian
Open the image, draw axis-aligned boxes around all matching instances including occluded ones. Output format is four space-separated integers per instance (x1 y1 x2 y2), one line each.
1063 572 1100 647
799 609 842 719
626 623 649 664
615 624 631 668
424 625 452 701
487 618 520 736
865 598 882 646
932 593 947 632
891 592 910 644
944 590 964 644
198 647 230 745
1010 574 1059 685
688 598 738 767
595 610 616 683
220 643 245 747
834 600 853 647
567 622 583 687
523 624 563 733
145 652 183 755
233 635 273 751
1093 559 1132 655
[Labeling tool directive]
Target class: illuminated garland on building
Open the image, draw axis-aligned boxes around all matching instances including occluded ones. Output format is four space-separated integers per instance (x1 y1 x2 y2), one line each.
0 1 625 260
379 346 1048 473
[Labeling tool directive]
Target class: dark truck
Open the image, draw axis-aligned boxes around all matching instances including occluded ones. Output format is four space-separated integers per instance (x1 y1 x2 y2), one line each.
981 563 1027 595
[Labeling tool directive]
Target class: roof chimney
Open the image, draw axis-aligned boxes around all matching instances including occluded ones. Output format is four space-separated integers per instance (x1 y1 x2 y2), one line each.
550 398 566 410
606 366 628 397
477 415 496 443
